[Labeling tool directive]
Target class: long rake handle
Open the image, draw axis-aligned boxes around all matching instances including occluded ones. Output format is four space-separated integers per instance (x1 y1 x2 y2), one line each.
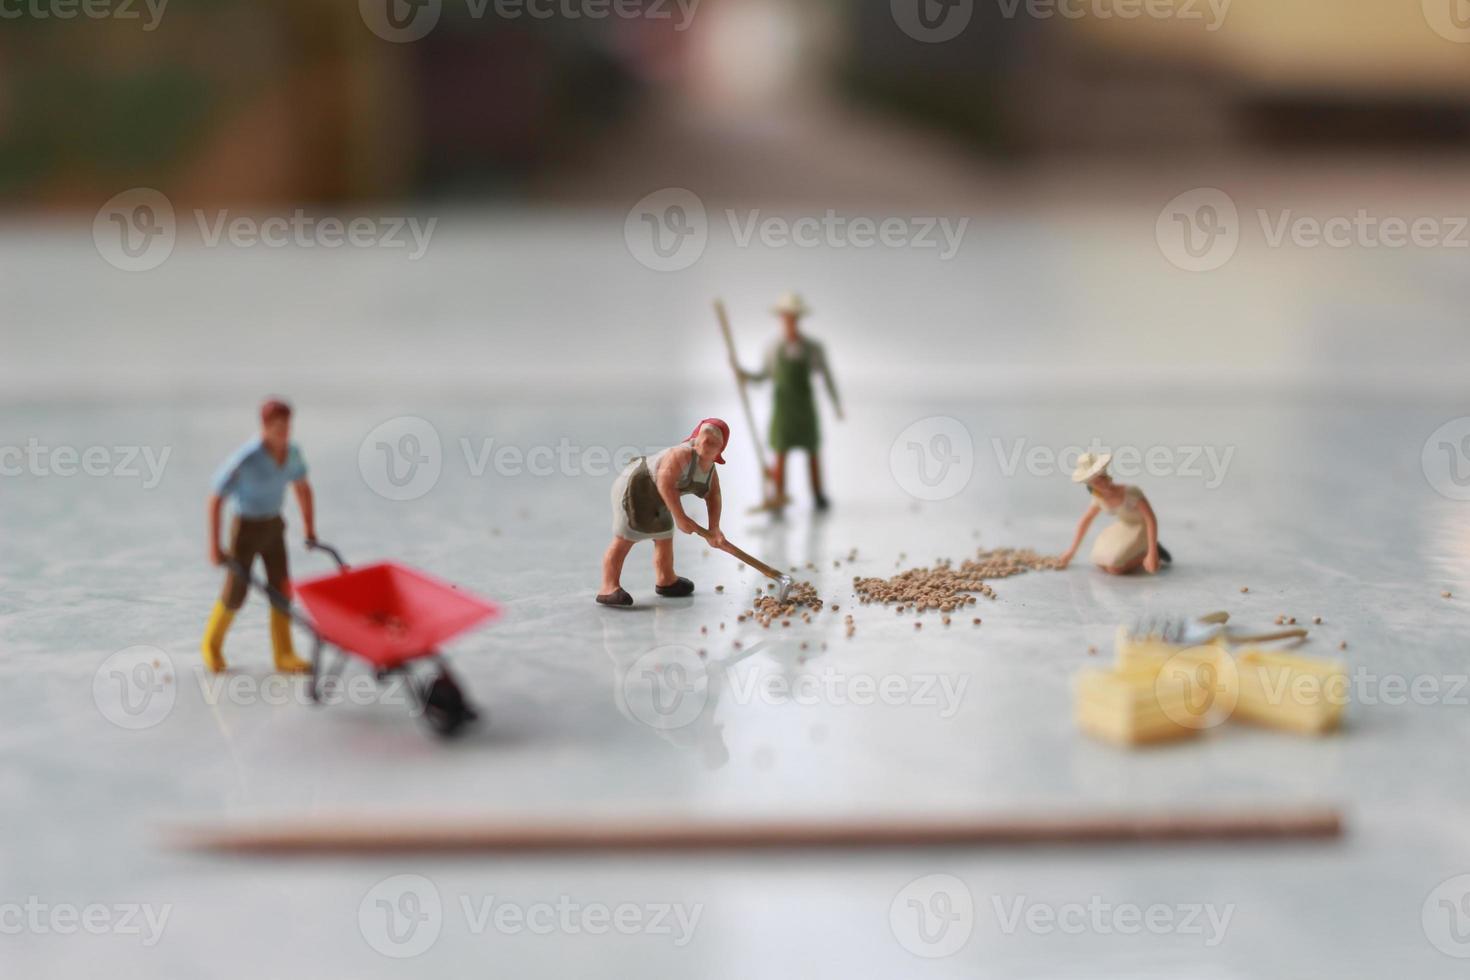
691 524 784 582
715 300 774 486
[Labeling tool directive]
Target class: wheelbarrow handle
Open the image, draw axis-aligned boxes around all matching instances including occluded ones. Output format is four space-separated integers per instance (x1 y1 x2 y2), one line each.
306 539 349 572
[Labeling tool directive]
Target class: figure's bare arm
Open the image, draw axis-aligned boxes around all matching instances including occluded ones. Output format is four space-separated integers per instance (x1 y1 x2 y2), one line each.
814 342 842 419
293 480 316 543
1059 503 1101 568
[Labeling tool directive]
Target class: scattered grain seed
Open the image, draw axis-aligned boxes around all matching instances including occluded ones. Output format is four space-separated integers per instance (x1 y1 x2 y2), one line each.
1339 641 1348 650
1313 616 1322 624
1444 591 1454 599
1240 586 1249 593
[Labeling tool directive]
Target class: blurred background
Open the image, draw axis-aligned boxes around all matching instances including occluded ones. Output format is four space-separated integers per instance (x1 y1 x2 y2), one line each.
4 0 1469 402
9 0 1470 203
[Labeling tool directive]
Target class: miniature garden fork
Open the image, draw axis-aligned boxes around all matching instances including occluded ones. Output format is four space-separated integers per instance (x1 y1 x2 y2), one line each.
1124 611 1308 647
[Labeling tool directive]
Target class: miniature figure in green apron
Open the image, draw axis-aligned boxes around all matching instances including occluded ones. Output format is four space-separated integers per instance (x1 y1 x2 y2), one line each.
735 292 842 511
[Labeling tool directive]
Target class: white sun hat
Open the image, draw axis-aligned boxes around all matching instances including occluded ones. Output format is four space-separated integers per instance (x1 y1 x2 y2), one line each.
1071 452 1112 483
772 291 810 317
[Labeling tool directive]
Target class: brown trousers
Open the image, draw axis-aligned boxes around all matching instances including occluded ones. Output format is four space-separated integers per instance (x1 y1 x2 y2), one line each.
221 516 290 610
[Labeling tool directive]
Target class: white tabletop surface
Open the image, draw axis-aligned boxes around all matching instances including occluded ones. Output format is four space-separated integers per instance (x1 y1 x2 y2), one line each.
2 206 1468 977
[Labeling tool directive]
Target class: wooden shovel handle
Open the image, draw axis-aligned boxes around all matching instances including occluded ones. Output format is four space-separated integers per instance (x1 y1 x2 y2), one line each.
691 524 783 581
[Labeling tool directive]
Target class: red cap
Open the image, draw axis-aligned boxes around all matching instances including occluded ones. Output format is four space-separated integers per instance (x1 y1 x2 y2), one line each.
687 418 729 464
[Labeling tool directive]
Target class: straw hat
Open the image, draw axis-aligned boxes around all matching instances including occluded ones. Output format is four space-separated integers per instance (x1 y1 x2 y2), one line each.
772 291 810 318
1071 452 1112 483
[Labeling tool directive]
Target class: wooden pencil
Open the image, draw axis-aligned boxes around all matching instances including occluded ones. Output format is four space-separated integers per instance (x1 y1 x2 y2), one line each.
171 809 1343 856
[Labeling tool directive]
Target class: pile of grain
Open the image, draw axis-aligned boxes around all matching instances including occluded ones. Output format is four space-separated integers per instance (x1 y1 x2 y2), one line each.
749 580 824 627
853 548 1062 612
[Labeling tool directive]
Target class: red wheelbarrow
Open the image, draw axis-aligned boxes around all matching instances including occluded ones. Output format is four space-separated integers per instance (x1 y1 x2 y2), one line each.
227 541 500 737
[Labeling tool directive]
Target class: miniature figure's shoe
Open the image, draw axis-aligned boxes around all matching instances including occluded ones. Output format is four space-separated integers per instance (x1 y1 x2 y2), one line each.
201 601 234 673
270 609 311 674
597 588 634 607
814 495 831 511
1157 544 1173 564
655 577 695 598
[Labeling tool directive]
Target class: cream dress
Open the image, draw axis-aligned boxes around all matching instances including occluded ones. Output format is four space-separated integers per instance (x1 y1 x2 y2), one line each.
1091 485 1150 568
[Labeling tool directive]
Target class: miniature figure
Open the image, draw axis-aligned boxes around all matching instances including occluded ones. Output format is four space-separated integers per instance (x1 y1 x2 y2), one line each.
1058 453 1171 575
731 292 842 511
201 399 316 673
598 419 730 606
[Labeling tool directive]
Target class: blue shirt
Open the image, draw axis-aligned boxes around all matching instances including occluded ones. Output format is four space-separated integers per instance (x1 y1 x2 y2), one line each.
212 438 308 519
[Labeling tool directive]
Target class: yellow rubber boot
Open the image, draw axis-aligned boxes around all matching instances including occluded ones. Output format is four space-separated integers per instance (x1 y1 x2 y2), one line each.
201 602 234 673
271 609 311 674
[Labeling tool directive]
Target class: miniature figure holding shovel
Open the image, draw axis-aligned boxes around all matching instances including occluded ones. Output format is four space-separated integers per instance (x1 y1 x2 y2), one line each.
598 420 731 606
599 419 794 605
726 292 842 512
1058 452 1172 575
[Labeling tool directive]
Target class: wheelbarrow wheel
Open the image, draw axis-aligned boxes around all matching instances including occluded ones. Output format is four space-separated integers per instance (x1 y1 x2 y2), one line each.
418 670 475 737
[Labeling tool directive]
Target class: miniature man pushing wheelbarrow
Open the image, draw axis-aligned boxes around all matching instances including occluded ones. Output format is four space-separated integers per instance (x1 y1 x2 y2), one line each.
201 398 316 673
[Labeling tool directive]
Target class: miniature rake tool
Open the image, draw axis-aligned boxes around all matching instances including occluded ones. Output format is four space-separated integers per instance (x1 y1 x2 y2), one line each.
714 299 789 514
692 523 793 602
